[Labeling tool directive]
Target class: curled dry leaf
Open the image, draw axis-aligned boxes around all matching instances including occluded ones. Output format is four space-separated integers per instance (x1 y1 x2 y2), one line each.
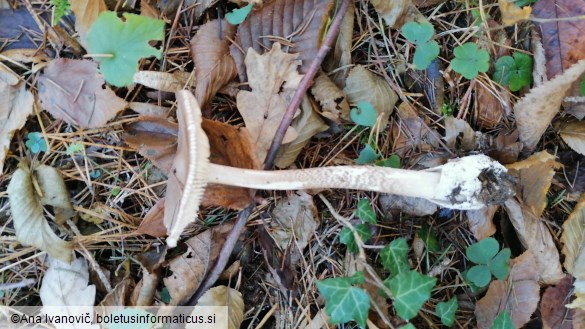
475 82 504 129
136 198 167 238
323 1 354 87
541 275 577 329
132 247 167 306
488 129 522 165
514 60 585 150
128 102 170 117
0 66 34 173
38 59 128 128
444 117 478 151
498 0 531 25
370 0 426 28
123 116 178 173
311 72 349 121
561 195 585 309
466 205 498 240
7 164 73 263
343 65 397 127
560 121 585 155
236 43 302 164
503 199 564 284
230 0 334 81
98 277 133 307
391 102 438 157
196 285 244 329
190 19 237 109
475 251 540 329
133 70 194 93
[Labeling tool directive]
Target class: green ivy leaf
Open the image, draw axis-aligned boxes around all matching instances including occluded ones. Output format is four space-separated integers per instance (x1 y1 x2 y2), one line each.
402 21 435 44
87 11 165 87
226 3 253 25
340 224 371 253
25 132 48 154
413 41 440 70
466 264 492 287
376 154 401 168
466 237 499 264
380 238 410 277
418 223 440 253
356 199 377 224
436 297 458 327
316 272 370 328
356 144 381 164
350 101 378 127
451 43 490 79
490 311 514 329
387 270 437 320
489 248 511 280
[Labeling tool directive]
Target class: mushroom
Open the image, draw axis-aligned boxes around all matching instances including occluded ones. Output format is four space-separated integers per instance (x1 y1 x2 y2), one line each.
165 91 516 246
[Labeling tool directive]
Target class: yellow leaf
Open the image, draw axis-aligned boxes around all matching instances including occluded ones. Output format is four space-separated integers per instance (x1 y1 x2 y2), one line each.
560 121 585 155
196 285 244 329
499 0 532 26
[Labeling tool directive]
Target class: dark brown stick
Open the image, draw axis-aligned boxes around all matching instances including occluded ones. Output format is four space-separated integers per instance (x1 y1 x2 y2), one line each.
263 0 352 169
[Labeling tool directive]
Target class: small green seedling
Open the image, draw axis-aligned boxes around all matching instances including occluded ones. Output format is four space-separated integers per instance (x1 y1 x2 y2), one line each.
465 237 510 287
493 52 533 91
356 144 381 164
87 12 165 87
25 132 48 154
441 103 454 116
451 43 490 79
50 0 70 26
316 272 370 328
111 186 122 197
340 199 376 252
226 3 253 25
491 311 514 329
350 101 378 127
436 297 458 327
66 142 84 155
401 21 440 70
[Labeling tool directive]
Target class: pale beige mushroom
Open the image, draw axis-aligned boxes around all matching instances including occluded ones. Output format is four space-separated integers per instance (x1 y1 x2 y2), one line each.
165 91 516 246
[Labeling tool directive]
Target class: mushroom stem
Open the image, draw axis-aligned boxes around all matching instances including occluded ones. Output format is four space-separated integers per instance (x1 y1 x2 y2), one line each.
206 154 516 210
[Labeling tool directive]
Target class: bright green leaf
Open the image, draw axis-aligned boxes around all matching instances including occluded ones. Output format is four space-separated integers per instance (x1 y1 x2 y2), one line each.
350 101 378 127
451 43 490 79
356 144 381 164
111 186 122 197
489 248 511 280
25 132 48 154
387 270 437 320
339 224 371 253
466 237 499 264
413 41 440 70
380 238 410 277
226 3 253 25
87 11 165 87
402 21 435 44
400 324 416 329
508 52 533 91
490 311 514 329
316 272 370 328
466 264 491 287
493 56 515 86
418 223 440 253
356 199 376 224
66 142 84 155
376 154 401 168
436 297 458 327
50 0 70 26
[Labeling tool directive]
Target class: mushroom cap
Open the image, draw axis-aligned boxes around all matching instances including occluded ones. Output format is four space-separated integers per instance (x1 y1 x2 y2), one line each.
164 91 211 247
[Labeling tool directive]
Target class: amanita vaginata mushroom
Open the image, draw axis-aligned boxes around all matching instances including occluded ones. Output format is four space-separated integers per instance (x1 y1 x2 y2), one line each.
165 90 516 247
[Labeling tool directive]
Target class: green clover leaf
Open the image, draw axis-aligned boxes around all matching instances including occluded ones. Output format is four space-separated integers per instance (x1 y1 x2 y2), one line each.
493 52 533 91
465 238 511 287
436 297 458 327
380 238 410 278
350 101 378 127
25 132 48 154
356 199 377 224
386 270 437 320
87 11 165 87
226 3 253 25
412 41 440 70
316 272 370 328
340 224 371 253
402 21 435 44
466 237 499 264
356 144 381 164
451 43 490 79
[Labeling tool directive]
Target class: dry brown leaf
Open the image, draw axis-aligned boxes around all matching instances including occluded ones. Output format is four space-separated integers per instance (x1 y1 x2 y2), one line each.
541 275 577 329
137 198 167 238
123 116 178 173
475 251 540 329
275 95 328 168
343 65 397 126
158 0 217 20
133 70 194 92
128 102 170 117
7 164 73 263
466 205 498 240
230 0 334 81
561 194 585 309
140 0 161 18
163 91 210 247
98 277 133 307
444 117 478 151
196 285 244 329
323 1 354 87
498 0 531 25
475 83 504 129
488 129 522 165
506 151 561 217
391 102 437 157
191 19 237 109
236 43 302 164
560 121 585 155
38 59 127 128
0 48 50 64
514 60 585 150
0 66 34 173
311 72 349 121
503 199 564 284
69 0 107 48
370 0 426 28
34 164 76 225
132 247 166 306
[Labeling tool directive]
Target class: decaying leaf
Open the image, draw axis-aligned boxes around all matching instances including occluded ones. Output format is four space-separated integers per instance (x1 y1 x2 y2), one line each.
40 257 96 308
541 275 577 329
98 277 133 307
137 198 167 238
132 247 166 306
191 19 237 109
323 1 354 86
443 117 478 151
370 0 426 28
475 251 540 329
560 121 585 155
38 59 128 128
7 164 73 263
311 72 349 121
128 102 170 117
475 82 504 129
158 0 217 20
237 43 302 163
133 70 194 92
275 95 328 168
466 205 498 240
503 199 564 284
230 0 334 81
69 0 107 48
123 116 178 173
514 60 585 150
498 0 531 25
0 66 34 173
488 129 522 165
196 285 244 329
34 164 76 225
164 91 210 247
561 195 585 309
506 151 561 217
343 65 397 127
391 102 438 157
